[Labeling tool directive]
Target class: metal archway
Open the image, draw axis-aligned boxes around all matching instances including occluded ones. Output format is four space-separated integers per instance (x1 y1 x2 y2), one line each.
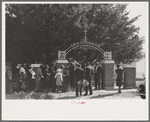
65 42 105 55
58 42 112 61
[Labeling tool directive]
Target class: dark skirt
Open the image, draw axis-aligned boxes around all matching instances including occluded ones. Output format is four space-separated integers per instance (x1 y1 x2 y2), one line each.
116 77 122 86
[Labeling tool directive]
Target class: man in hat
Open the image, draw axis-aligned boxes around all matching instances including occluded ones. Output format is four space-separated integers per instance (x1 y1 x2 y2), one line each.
94 62 102 90
84 62 94 96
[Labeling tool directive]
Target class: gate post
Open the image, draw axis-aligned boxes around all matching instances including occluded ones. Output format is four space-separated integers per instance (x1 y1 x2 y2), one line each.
101 60 115 90
101 52 115 90
123 63 136 89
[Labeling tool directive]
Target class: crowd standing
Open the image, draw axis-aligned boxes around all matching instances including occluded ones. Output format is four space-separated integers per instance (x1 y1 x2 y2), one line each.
6 61 124 96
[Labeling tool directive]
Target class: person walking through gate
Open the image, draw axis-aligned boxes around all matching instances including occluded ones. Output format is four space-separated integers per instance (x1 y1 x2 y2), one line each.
94 62 102 90
114 64 124 93
84 62 94 96
75 64 83 97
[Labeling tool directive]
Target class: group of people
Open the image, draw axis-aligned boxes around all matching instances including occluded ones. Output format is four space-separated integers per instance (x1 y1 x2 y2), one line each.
10 61 103 96
16 63 56 93
67 61 102 97
6 61 124 96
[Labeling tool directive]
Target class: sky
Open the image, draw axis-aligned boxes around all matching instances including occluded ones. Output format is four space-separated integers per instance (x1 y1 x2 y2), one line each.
125 2 148 74
126 2 148 53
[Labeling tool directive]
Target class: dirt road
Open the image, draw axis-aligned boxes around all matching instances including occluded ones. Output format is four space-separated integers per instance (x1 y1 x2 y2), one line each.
6 88 142 100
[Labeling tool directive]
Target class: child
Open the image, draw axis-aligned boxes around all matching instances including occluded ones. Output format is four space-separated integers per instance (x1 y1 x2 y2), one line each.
54 69 63 92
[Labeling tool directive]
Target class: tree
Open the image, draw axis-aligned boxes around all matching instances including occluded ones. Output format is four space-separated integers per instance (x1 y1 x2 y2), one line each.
74 4 144 64
6 4 144 65
6 4 84 64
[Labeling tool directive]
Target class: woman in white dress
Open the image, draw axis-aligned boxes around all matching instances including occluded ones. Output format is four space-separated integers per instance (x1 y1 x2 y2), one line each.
54 69 63 92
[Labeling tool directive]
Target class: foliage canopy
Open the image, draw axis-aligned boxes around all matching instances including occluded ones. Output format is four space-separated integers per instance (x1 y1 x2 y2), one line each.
6 4 144 65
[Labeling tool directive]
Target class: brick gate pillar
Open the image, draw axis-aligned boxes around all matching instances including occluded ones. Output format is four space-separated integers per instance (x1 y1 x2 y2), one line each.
123 64 136 89
101 60 115 90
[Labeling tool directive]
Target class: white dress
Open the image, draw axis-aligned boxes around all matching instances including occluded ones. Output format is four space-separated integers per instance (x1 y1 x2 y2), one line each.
55 73 63 86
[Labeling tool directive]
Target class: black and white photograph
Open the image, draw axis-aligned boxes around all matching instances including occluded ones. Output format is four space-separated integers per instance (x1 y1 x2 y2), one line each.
2 1 149 121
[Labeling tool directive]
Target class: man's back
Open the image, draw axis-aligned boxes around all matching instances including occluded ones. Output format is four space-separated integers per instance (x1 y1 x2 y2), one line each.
36 67 42 79
86 65 94 80
76 67 82 81
95 65 101 74
70 64 75 73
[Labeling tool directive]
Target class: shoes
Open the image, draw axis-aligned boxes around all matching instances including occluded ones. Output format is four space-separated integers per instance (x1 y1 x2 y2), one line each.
118 91 121 93
84 94 87 96
94 88 97 90
89 93 93 95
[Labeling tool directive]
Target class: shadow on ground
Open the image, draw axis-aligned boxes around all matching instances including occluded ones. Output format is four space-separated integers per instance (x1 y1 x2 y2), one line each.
56 92 119 99
90 93 118 99
57 96 77 99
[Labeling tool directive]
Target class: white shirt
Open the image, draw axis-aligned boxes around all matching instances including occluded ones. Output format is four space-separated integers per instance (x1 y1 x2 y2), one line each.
31 70 36 79
19 67 26 79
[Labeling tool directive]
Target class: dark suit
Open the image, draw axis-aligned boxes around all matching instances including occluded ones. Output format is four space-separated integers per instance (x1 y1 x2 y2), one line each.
50 67 55 92
85 65 94 95
28 70 33 91
75 67 83 96
94 65 101 89
43 68 50 90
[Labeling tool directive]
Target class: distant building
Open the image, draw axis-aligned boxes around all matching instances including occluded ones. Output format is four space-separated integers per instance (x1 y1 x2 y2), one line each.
136 57 146 79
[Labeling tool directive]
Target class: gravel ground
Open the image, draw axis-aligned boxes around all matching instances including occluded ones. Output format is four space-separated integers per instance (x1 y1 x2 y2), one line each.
49 89 141 100
6 88 142 100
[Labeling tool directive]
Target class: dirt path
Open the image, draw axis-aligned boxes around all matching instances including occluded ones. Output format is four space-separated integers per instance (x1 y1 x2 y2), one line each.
6 89 141 100
48 89 141 100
